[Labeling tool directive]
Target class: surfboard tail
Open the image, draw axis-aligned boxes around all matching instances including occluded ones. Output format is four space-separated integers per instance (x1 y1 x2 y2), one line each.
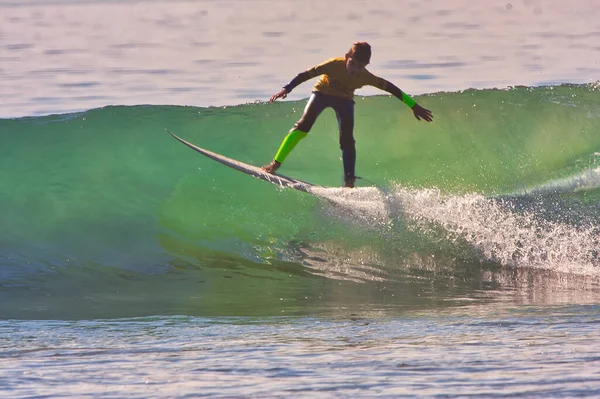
166 129 317 193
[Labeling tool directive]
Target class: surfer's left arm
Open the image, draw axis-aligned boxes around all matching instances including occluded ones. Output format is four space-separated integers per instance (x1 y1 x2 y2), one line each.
384 80 433 122
367 74 433 122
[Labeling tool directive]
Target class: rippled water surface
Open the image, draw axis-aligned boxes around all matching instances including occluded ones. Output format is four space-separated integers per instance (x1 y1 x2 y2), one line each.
1 0 599 117
2 304 600 398
2 0 600 397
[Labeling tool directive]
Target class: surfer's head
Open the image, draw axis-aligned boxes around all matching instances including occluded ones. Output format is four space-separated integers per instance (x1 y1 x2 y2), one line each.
345 42 371 76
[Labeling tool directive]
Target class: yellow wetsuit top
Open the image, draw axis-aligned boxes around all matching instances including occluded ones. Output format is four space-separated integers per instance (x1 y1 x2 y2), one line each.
285 57 389 101
283 57 392 100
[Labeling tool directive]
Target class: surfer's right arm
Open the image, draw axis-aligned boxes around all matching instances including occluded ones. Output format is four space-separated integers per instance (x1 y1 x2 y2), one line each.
270 71 313 102
269 59 336 102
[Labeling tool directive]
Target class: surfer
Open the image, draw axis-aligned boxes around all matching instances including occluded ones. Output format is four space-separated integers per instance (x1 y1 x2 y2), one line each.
261 42 434 188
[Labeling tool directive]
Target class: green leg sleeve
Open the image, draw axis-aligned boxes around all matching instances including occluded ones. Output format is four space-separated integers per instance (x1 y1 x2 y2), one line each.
273 129 308 163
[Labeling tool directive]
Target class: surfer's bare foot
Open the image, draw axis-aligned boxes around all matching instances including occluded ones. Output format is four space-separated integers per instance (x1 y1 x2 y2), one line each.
262 160 281 174
344 177 355 188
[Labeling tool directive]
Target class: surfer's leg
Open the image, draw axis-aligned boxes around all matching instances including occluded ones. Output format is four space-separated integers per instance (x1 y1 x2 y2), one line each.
273 130 307 164
333 98 356 187
263 92 327 173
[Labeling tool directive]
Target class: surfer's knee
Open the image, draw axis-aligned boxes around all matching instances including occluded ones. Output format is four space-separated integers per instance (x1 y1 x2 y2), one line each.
294 118 314 133
294 93 327 132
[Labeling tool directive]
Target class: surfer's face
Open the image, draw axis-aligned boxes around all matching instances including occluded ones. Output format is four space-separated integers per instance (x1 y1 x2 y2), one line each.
345 54 368 76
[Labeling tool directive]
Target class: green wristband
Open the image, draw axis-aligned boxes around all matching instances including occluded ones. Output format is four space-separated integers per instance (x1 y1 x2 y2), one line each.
401 92 416 108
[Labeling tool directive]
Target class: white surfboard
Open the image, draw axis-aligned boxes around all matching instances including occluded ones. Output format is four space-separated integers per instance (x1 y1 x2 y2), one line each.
167 129 319 194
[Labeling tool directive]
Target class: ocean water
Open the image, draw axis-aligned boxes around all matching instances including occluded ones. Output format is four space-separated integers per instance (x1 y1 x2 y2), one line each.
2 0 600 397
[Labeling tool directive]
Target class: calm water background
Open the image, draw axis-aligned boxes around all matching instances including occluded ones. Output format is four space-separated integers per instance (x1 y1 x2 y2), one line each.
2 0 600 397
2 0 600 117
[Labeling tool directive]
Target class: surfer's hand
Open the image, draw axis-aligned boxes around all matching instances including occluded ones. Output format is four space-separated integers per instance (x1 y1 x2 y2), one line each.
412 104 433 122
270 89 288 102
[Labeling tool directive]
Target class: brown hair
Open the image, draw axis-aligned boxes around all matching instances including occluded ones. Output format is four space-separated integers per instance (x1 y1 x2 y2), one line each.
348 42 371 64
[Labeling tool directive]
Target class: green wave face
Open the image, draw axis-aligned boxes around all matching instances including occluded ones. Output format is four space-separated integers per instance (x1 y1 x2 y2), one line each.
2 84 600 319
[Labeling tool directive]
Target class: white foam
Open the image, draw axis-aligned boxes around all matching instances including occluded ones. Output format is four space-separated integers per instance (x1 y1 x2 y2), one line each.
310 185 600 277
517 166 600 196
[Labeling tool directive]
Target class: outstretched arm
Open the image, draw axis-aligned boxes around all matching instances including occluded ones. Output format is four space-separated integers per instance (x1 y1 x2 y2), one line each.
270 71 312 102
383 80 433 122
270 59 337 102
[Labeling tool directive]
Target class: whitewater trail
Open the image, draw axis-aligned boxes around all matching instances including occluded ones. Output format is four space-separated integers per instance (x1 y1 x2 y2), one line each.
515 165 600 196
310 185 600 277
